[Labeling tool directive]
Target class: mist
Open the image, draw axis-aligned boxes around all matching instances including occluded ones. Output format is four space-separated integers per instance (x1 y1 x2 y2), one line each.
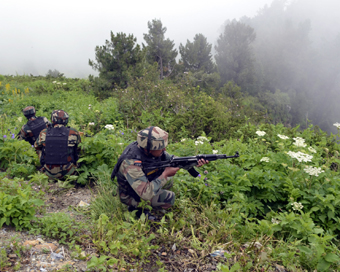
1 0 272 78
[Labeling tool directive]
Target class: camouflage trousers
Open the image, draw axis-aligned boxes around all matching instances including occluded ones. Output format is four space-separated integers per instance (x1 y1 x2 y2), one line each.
118 178 175 210
41 163 77 180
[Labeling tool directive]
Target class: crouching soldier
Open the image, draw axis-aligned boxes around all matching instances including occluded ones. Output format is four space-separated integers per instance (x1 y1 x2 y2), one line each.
18 106 51 145
111 126 208 219
34 110 81 180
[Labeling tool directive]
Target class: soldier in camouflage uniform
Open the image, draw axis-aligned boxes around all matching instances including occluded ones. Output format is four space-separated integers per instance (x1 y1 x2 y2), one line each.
111 126 208 217
34 110 81 180
18 106 51 145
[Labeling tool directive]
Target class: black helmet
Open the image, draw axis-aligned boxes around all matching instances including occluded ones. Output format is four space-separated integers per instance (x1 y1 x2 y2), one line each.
23 106 36 118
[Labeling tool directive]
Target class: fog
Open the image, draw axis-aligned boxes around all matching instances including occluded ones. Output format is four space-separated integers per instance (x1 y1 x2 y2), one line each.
1 0 273 78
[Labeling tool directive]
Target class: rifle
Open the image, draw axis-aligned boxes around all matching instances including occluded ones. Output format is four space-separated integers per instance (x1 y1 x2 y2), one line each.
143 152 239 178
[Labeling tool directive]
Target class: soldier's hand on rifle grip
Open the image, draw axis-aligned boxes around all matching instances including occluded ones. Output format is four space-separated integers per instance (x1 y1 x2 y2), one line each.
197 158 209 167
161 167 180 178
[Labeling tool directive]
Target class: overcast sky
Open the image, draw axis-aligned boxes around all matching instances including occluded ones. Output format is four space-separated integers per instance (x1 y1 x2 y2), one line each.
1 0 274 78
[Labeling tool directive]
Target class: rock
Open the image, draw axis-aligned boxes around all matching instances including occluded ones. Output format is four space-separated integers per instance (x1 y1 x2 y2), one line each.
210 249 229 258
8 254 17 258
35 243 58 252
161 252 167 256
172 243 177 251
275 264 287 272
37 238 45 243
188 249 195 254
78 200 90 207
51 252 64 260
23 240 40 247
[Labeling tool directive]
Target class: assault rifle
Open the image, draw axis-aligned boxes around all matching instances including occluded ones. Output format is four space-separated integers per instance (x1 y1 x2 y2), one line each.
143 152 239 178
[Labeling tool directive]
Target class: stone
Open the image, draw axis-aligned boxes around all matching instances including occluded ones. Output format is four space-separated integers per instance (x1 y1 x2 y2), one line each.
35 243 58 252
23 240 40 247
78 200 90 207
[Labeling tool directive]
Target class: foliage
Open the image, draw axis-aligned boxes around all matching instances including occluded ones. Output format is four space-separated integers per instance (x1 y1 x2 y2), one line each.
30 212 85 244
143 19 178 79
89 32 144 91
0 177 44 230
215 20 257 94
179 33 215 73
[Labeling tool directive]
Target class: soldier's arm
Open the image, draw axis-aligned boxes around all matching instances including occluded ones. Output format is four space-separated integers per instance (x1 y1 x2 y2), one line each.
18 124 30 141
120 159 169 201
43 117 52 128
34 130 45 150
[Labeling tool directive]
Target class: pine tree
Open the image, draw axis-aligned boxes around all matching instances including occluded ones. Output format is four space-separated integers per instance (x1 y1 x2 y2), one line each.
89 32 144 89
179 33 215 73
215 20 256 93
143 19 178 79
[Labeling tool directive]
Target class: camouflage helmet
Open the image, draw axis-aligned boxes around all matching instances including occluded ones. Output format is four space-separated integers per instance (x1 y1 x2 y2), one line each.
137 126 168 151
51 110 69 125
22 106 36 117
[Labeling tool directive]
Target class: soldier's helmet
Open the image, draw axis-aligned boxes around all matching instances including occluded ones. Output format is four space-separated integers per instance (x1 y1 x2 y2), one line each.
137 126 168 151
51 110 69 125
22 106 36 118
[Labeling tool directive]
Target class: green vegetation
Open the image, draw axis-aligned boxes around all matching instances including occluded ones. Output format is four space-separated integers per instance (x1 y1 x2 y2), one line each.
1 73 340 271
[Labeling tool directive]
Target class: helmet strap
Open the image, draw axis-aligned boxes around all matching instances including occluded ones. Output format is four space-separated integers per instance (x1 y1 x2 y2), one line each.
146 126 154 154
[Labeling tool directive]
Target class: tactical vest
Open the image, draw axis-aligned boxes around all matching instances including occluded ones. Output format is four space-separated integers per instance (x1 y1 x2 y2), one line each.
27 117 46 144
44 126 71 165
111 141 166 202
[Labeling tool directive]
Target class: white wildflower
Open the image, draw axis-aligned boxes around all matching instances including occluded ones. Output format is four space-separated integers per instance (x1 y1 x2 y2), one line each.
213 150 218 154
197 136 209 142
308 147 317 153
271 218 280 224
291 202 303 211
88 122 95 126
287 151 313 163
118 143 124 145
52 81 57 84
333 122 340 129
56 82 61 85
105 124 114 130
277 134 289 140
62 83 67 85
18 117 23 122
256 131 266 137
293 137 307 147
260 157 270 162
304 166 324 177
180 138 186 142
195 140 204 145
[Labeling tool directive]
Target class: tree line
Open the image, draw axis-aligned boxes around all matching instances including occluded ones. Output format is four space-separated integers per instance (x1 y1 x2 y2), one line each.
88 0 340 135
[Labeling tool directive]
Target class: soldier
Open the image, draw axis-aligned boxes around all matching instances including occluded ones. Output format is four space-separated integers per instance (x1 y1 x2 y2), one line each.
34 110 81 180
111 126 208 219
18 106 51 145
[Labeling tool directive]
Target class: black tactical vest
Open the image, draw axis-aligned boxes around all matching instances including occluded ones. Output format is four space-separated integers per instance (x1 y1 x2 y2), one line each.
44 126 70 165
111 141 166 202
27 117 46 144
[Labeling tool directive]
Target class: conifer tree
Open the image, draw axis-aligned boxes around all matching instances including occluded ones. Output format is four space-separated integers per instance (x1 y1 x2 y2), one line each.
89 32 144 89
143 19 178 79
179 33 215 73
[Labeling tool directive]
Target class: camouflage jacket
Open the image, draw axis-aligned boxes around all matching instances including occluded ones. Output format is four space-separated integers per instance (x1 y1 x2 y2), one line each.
115 143 173 202
35 124 81 171
18 116 51 145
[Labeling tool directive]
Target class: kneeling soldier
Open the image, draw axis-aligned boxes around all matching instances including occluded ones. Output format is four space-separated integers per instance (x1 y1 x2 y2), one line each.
35 110 81 180
18 106 51 145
